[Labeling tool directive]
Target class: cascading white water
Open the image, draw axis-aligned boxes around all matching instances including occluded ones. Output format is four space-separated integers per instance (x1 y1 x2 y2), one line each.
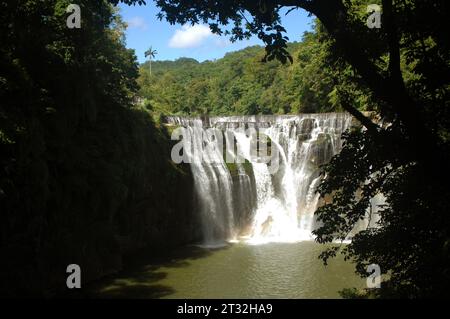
166 113 379 244
176 119 236 244
235 114 353 243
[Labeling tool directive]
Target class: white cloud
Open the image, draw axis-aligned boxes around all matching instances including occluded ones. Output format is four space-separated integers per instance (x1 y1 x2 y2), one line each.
127 16 148 30
169 24 213 48
214 38 232 48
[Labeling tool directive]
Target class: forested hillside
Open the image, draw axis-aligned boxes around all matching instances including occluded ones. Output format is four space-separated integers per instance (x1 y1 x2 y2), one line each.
138 25 373 117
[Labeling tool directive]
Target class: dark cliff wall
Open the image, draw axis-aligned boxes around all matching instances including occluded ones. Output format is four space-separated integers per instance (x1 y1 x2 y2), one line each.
0 107 201 297
0 0 203 298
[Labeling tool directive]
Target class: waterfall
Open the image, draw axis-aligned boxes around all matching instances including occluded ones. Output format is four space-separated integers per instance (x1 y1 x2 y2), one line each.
166 113 378 244
242 114 353 243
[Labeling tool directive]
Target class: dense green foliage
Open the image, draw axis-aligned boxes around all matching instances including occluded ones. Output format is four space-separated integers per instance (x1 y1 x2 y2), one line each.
138 28 362 116
143 0 450 298
0 0 198 296
311 0 450 298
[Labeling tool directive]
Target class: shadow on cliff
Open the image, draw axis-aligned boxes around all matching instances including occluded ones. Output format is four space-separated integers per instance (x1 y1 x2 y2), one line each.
81 244 229 299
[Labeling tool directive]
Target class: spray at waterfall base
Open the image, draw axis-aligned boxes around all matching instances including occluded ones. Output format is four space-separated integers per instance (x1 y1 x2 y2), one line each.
168 114 381 245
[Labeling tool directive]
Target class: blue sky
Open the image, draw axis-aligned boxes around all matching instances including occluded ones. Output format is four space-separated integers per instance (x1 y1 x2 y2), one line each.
118 2 314 63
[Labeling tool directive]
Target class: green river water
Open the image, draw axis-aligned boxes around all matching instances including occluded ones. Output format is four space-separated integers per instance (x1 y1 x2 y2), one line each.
89 241 364 298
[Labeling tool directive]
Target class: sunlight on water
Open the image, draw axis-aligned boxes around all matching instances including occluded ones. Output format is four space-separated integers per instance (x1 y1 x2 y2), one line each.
90 242 365 299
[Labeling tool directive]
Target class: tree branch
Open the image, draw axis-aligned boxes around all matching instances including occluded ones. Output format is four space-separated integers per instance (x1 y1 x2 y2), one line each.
338 89 380 134
382 0 404 89
288 0 441 160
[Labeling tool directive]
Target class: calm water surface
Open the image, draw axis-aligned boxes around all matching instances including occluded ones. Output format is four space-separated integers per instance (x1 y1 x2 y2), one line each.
90 241 364 298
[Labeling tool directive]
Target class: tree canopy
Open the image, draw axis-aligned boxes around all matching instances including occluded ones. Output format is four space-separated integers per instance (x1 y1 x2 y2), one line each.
138 26 358 116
